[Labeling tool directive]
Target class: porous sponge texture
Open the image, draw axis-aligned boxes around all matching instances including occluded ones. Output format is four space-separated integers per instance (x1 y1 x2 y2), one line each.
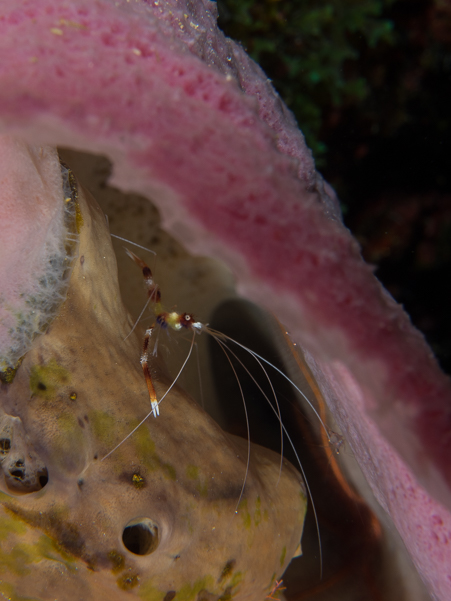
0 138 77 374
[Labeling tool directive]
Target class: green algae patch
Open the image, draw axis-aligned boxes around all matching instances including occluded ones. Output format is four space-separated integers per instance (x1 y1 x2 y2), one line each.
280 546 286 567
237 500 251 530
186 465 199 480
175 576 216 601
163 463 177 481
89 410 118 447
139 581 166 601
0 534 76 579
186 464 207 495
132 426 177 479
55 412 83 467
4 502 88 565
0 491 11 503
0 514 75 578
196 481 208 498
133 423 157 463
0 361 21 384
218 560 244 595
0 582 40 601
254 496 262 527
30 359 70 399
33 534 76 569
75 201 84 233
0 515 28 541
56 412 83 448
0 542 33 576
65 165 83 234
229 571 244 591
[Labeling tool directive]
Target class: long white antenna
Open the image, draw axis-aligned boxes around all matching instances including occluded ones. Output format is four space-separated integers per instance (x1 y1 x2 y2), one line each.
110 233 156 256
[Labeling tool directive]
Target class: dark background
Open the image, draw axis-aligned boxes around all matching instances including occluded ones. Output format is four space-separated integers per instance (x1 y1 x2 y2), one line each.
217 0 451 374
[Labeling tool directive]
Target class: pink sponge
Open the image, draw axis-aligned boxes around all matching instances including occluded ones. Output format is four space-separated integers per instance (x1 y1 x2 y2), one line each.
0 1 450 598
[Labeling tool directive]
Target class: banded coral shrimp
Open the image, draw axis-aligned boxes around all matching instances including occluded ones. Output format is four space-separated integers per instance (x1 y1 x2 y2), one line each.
103 243 325 508
58 148 431 601
101 238 391 597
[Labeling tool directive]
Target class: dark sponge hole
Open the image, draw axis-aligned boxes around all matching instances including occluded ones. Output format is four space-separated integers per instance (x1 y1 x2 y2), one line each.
6 465 48 493
122 519 159 556
0 438 11 454
38 468 49 488
10 468 25 479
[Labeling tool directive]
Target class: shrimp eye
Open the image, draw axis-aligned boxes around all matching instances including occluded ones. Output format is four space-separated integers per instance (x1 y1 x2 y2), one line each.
122 518 159 555
179 313 194 328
